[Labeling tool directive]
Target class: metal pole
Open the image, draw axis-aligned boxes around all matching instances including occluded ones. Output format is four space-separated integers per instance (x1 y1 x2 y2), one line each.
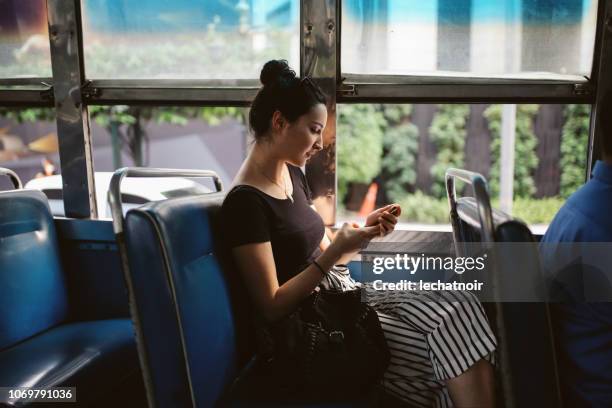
301 0 339 226
110 121 122 169
499 104 516 214
46 0 97 218
0 167 23 189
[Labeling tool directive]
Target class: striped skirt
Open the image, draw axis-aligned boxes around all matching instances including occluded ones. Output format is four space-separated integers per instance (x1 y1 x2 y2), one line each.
323 266 497 408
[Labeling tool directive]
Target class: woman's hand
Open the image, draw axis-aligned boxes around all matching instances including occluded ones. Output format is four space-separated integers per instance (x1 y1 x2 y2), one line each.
329 223 380 256
365 204 401 237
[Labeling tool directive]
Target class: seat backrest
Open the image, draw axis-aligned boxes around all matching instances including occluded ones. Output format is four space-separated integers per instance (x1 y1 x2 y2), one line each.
453 196 562 408
0 190 69 350
124 192 240 408
455 197 547 300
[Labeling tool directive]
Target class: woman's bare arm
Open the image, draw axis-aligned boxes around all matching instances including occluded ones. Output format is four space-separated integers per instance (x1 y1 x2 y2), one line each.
232 223 379 322
314 204 400 263
313 205 359 264
232 241 342 322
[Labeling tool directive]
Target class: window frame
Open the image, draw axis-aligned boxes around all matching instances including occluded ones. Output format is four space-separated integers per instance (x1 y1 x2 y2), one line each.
339 74 593 104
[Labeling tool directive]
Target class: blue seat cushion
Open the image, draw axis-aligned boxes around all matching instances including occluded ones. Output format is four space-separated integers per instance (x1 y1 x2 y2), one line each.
0 319 139 405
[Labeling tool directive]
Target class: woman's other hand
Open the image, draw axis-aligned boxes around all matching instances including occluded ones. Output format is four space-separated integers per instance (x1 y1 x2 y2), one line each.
330 223 380 256
365 204 401 237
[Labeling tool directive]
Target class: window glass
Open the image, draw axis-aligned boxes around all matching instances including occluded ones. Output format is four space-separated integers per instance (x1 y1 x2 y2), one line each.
0 108 58 191
81 0 300 79
341 0 598 78
337 103 591 232
89 105 248 217
0 0 52 78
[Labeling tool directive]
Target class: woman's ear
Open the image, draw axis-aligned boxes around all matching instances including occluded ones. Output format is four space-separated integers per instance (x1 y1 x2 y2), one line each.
271 110 286 131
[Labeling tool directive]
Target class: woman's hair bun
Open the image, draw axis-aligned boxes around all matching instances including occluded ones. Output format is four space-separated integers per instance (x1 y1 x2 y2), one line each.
250 59 327 137
260 59 296 86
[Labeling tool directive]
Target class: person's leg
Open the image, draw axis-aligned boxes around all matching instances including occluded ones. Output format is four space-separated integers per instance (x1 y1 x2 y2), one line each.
419 291 496 407
365 286 497 407
375 311 451 407
446 358 495 407
366 284 451 406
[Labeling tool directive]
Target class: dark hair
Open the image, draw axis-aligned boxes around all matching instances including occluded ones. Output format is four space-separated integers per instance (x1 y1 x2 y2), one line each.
599 90 612 157
249 60 327 139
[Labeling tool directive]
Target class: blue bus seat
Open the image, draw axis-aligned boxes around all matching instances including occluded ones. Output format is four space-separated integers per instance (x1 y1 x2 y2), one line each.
123 193 384 407
0 190 140 406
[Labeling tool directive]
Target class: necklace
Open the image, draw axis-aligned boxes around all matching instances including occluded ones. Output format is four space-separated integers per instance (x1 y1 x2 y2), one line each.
253 161 294 203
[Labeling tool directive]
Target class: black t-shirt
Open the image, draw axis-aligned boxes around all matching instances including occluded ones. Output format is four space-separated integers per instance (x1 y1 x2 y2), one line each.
221 164 325 284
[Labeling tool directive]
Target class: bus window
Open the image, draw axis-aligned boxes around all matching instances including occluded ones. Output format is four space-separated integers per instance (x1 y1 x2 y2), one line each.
337 103 591 233
0 0 52 78
81 0 300 79
88 105 248 190
342 0 597 78
0 108 58 188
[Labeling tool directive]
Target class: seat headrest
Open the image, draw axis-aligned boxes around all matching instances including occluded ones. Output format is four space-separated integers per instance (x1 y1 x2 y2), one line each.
456 196 534 242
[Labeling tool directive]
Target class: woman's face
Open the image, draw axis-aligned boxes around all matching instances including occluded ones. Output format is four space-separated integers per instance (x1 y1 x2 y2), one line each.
277 103 327 167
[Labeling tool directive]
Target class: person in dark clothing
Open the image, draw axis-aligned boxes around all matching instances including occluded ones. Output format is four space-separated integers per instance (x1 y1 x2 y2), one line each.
540 91 612 407
221 60 496 407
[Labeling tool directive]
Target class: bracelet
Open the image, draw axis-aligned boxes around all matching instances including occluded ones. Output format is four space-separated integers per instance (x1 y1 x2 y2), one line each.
312 260 327 277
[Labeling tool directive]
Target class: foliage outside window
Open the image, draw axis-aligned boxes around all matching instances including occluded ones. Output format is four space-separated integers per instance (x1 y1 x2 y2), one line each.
379 105 419 203
485 104 539 198
336 105 384 203
560 104 590 198
429 105 469 199
0 108 55 123
337 103 588 226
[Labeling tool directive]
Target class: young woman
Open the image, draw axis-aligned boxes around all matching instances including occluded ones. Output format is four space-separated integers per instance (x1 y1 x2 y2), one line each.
221 60 496 408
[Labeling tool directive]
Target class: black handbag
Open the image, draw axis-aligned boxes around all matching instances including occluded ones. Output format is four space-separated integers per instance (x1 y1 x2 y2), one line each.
256 287 390 399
